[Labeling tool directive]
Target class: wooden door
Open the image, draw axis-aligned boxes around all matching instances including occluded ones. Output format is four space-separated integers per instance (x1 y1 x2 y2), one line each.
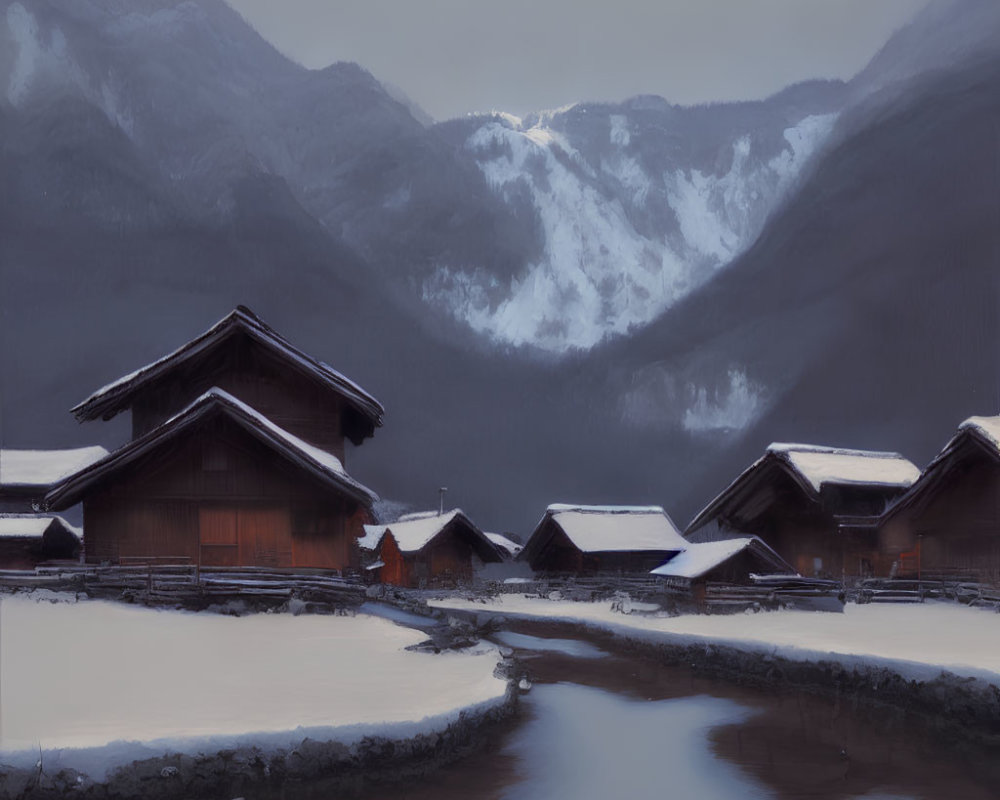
200 507 292 567
239 508 293 568
199 507 239 567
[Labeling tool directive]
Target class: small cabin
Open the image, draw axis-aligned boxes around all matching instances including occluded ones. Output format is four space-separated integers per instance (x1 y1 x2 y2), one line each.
520 504 688 575
48 307 384 570
879 416 1000 583
0 514 82 568
651 537 795 590
686 443 920 579
0 447 107 513
360 509 504 588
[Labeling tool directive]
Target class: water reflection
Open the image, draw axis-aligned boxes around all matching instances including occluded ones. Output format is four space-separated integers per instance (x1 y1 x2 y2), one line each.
359 621 1000 800
501 685 768 800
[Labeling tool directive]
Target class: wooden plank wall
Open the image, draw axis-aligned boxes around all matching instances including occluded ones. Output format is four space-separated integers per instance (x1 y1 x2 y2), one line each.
83 418 363 570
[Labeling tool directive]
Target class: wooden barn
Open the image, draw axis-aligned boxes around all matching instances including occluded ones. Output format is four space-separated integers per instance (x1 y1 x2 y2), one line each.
0 514 82 568
359 509 504 588
46 307 383 570
686 443 920 579
879 416 1000 583
520 504 688 575
0 447 107 513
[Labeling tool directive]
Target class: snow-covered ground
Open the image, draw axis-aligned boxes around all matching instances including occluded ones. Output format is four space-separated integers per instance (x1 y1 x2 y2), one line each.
0 596 505 775
431 595 1000 684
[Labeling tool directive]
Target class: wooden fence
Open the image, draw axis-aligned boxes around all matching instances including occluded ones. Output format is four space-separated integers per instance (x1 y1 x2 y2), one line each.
0 563 366 611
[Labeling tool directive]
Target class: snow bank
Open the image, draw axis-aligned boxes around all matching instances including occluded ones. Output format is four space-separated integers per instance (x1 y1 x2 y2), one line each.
0 596 506 777
431 595 1000 685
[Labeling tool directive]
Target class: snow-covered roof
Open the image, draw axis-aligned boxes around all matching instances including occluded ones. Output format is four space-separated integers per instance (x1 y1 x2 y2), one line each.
767 443 920 492
485 532 523 557
367 509 461 553
359 509 503 560
960 416 1000 454
544 505 687 553
48 388 377 509
687 442 920 535
0 514 82 540
651 537 793 580
881 414 1000 524
358 526 386 551
0 447 109 488
71 306 384 437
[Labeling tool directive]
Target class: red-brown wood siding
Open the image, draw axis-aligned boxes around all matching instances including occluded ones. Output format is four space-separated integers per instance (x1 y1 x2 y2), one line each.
377 525 488 588
379 533 409 587
879 448 1000 582
82 416 363 570
130 332 346 460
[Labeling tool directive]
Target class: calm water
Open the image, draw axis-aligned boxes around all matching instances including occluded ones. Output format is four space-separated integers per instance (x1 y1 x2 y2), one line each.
354 620 1000 800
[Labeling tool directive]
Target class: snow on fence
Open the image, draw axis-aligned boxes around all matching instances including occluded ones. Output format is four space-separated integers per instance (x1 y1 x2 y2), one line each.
0 565 367 611
473 573 844 614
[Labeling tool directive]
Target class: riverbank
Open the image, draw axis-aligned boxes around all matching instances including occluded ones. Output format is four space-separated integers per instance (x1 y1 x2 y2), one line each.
432 595 1000 745
0 594 514 799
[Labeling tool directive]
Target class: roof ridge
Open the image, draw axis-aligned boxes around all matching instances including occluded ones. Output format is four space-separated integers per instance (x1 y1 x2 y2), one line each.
70 307 384 429
768 442 908 459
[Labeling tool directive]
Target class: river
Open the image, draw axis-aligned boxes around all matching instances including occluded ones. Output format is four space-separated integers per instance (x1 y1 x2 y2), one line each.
355 620 1000 800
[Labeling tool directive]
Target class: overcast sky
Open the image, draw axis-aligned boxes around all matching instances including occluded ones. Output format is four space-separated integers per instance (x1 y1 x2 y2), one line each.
225 0 928 121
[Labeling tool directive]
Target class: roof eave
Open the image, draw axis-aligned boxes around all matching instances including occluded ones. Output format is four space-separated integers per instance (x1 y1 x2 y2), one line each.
51 394 377 510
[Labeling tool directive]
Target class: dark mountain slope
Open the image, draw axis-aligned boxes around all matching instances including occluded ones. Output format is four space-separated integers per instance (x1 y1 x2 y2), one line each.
592 53 1000 525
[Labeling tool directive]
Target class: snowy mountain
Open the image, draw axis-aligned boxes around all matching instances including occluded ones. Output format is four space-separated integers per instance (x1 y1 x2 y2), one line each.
2 0 851 353
1 0 997 533
426 98 841 350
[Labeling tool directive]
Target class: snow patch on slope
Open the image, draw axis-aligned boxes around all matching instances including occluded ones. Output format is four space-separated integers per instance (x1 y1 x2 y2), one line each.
683 369 765 433
6 3 46 105
3 3 135 134
426 112 837 352
425 117 693 351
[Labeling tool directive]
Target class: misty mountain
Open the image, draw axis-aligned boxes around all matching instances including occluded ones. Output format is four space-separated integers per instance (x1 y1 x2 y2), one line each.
1 0 864 353
1 0 997 535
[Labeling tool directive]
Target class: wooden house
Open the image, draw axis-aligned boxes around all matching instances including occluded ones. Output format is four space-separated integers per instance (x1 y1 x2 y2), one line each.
359 509 504 588
520 504 688 575
47 307 383 570
879 416 1000 583
651 536 795 591
0 514 82 568
686 443 920 579
0 447 107 513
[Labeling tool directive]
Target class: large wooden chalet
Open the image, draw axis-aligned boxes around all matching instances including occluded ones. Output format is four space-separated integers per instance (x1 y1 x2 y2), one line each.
360 509 504 588
46 307 383 571
686 443 920 579
520 504 688 574
879 416 1000 583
